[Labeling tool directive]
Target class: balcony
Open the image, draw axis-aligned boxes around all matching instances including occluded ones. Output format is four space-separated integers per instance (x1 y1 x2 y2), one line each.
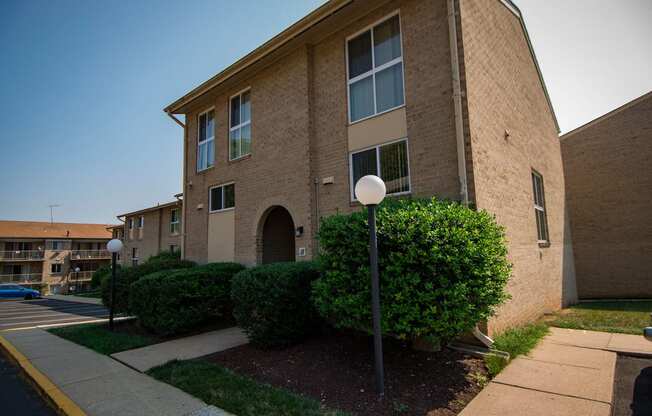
0 250 44 261
69 271 95 281
70 250 111 260
0 273 43 284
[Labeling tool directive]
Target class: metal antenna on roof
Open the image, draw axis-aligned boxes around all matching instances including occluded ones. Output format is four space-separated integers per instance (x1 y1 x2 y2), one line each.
48 204 61 224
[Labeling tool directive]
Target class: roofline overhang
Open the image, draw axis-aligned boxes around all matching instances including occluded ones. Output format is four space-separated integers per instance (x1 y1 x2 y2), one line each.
116 200 182 219
165 0 560 134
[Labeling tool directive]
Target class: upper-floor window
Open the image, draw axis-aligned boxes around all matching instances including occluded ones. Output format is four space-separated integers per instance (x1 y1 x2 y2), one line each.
197 109 215 171
51 263 62 274
229 90 251 160
128 218 134 230
347 13 404 123
138 216 144 229
350 138 410 200
50 240 65 250
209 183 235 212
170 208 180 234
532 171 549 244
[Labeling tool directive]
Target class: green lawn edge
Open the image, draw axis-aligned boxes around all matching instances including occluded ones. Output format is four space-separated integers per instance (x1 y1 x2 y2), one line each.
48 322 158 355
147 359 350 416
484 322 549 377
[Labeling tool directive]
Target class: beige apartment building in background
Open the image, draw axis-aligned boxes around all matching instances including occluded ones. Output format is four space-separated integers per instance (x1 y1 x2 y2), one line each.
164 0 577 335
116 198 182 266
561 91 652 299
0 221 113 294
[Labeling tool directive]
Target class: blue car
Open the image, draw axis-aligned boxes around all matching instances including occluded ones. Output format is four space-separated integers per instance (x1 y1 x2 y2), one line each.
0 284 41 300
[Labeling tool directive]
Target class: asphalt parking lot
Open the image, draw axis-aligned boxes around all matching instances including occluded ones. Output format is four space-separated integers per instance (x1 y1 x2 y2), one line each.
0 298 109 331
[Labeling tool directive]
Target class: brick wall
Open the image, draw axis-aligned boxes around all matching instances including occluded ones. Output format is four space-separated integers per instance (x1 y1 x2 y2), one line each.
459 0 577 334
561 92 652 298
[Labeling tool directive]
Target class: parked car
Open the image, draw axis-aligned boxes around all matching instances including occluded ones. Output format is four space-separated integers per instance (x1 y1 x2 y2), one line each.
0 284 41 300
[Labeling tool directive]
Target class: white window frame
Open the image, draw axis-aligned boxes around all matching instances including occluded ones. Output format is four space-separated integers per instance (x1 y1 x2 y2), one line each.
229 88 252 161
128 218 134 230
349 137 411 201
197 107 215 172
532 170 550 244
209 182 236 213
170 208 180 234
345 11 406 124
138 216 144 229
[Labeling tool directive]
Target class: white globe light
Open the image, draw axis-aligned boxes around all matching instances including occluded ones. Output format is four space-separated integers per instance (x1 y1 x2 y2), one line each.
355 175 386 206
107 239 123 253
74 267 80 273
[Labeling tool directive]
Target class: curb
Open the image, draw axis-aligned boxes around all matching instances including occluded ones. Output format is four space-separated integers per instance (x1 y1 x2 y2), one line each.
0 333 87 416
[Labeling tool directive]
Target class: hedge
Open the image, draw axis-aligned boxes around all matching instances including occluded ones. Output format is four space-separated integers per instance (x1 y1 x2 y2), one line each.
313 197 511 343
100 251 195 313
231 262 321 349
129 262 245 336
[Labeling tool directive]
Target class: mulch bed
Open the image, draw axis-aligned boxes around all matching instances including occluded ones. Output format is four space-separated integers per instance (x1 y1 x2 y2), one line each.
205 329 487 416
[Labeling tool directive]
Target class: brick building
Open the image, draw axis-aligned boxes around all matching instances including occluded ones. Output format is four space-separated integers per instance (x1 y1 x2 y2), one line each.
0 221 114 294
164 0 577 335
561 91 652 299
117 198 182 266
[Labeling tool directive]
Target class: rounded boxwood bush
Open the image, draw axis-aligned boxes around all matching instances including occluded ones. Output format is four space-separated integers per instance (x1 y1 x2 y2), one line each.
129 262 245 336
101 251 195 313
231 262 321 349
313 197 511 343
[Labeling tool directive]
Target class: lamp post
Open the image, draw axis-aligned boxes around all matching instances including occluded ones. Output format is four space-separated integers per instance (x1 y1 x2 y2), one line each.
106 239 123 331
354 175 387 396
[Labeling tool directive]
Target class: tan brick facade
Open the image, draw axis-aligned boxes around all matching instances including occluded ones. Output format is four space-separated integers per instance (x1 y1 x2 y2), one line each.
173 0 577 333
121 201 182 265
561 92 652 299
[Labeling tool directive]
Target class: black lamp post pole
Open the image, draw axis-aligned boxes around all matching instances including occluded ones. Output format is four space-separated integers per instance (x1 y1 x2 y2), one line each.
368 204 385 396
109 252 117 331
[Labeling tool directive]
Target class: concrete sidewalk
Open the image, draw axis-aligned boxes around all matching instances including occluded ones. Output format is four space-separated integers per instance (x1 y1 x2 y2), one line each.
459 327 652 416
0 328 231 416
112 327 248 372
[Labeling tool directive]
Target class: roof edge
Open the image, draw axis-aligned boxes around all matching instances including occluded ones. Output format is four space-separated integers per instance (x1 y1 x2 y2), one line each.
164 0 353 114
499 0 560 133
117 200 181 219
560 90 652 139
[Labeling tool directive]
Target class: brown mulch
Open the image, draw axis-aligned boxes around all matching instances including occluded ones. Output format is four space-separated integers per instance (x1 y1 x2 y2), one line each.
205 329 487 416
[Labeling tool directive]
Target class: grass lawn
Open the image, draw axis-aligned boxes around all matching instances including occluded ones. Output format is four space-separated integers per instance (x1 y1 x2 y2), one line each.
148 360 349 416
70 290 101 298
548 301 652 335
485 322 549 376
48 321 160 355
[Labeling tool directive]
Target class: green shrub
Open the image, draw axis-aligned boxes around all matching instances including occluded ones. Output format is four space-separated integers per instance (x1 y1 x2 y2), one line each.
129 262 245 336
231 262 321 348
91 265 114 289
101 252 195 313
313 197 511 343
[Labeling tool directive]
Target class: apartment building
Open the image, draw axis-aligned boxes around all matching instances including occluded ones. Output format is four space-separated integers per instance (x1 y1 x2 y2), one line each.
0 220 113 294
118 198 182 266
561 91 652 299
165 0 576 335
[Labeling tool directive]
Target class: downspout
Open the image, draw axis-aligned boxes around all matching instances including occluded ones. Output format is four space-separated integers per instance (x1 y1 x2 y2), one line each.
447 0 493 348
166 111 187 260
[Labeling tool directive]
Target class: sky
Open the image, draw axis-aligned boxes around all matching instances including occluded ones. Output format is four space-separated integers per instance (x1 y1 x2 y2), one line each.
0 0 650 225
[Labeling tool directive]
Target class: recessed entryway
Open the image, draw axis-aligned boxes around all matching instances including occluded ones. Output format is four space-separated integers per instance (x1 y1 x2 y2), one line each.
261 206 295 264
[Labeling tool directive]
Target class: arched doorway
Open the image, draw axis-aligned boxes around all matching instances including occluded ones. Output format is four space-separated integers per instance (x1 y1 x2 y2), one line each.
261 206 296 264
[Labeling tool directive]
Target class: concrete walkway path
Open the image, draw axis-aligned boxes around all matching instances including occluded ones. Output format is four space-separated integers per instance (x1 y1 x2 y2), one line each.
112 327 249 372
0 328 231 416
460 327 652 416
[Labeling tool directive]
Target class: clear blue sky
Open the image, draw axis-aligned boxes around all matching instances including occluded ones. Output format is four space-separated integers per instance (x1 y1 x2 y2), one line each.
1 0 650 224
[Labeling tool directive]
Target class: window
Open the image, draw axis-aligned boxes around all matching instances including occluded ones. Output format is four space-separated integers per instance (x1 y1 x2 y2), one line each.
229 90 251 160
51 263 62 274
170 244 178 253
350 139 410 200
128 218 134 230
138 216 144 228
132 248 139 266
197 109 215 171
347 13 404 123
532 171 549 244
170 208 180 234
209 183 235 212
51 241 64 250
